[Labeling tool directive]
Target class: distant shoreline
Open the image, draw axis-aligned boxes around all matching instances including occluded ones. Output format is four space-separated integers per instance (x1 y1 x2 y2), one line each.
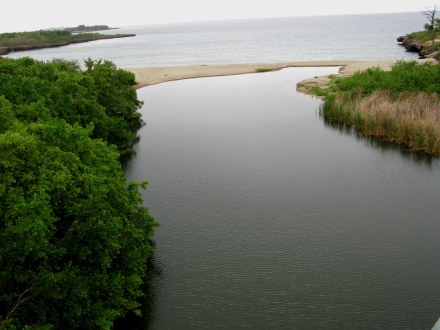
0 33 135 56
126 59 435 90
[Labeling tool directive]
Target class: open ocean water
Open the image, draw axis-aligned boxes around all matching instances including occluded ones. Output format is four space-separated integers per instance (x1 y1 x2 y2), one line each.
6 12 424 67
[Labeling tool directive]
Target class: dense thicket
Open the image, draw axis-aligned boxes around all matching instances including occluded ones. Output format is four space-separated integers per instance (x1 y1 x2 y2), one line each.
0 57 143 160
0 58 157 328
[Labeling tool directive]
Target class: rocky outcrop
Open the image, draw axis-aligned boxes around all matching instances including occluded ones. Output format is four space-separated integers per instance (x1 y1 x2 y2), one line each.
397 35 439 59
397 36 424 54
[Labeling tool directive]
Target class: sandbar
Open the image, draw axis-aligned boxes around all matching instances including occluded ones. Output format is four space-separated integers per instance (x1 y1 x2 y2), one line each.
126 59 436 91
126 61 355 89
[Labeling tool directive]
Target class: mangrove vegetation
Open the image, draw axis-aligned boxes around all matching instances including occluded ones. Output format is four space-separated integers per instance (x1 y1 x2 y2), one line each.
0 57 157 328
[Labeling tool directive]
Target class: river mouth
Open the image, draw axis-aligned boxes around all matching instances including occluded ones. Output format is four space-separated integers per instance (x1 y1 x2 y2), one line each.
125 68 440 329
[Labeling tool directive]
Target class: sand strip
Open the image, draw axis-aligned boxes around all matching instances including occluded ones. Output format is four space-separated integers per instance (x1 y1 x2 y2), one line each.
126 59 437 91
126 61 356 89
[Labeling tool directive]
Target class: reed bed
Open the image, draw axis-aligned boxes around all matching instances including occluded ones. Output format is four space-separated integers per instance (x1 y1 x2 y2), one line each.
320 61 440 155
321 91 440 155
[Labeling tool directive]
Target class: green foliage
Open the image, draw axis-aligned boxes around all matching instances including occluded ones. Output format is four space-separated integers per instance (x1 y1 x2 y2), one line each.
0 57 143 159
310 87 329 98
0 58 156 328
321 61 440 155
84 59 144 160
321 93 356 123
66 25 111 33
424 17 440 31
0 30 114 46
0 30 133 55
255 68 272 73
331 61 440 95
0 30 72 45
406 30 440 42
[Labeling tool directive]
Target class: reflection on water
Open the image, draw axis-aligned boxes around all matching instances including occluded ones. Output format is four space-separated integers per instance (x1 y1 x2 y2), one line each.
321 118 439 168
125 68 440 330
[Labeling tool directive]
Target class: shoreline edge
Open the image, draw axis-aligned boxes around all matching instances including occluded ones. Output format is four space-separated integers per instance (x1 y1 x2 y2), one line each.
126 59 436 92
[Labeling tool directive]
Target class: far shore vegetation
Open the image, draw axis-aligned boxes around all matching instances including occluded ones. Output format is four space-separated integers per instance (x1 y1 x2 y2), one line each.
256 68 273 73
320 61 440 156
65 24 115 33
0 29 134 55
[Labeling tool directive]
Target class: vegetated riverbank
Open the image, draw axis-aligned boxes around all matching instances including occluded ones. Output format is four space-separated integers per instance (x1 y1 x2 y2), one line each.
0 29 135 56
315 61 440 156
296 60 405 97
0 57 156 328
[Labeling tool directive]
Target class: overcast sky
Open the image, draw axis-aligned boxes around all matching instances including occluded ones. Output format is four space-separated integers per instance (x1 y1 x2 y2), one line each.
1 0 437 33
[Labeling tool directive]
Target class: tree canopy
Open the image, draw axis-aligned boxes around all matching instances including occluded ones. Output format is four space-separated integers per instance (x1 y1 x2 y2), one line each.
0 57 143 160
423 4 439 31
0 58 157 328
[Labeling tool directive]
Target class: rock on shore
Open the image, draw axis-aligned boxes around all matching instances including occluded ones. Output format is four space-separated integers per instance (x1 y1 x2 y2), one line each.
397 35 439 58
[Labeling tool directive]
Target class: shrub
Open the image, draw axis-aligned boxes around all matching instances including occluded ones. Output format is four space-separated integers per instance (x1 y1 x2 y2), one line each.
0 58 156 329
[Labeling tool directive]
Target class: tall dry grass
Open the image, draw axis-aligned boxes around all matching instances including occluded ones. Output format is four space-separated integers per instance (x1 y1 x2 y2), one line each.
321 91 440 155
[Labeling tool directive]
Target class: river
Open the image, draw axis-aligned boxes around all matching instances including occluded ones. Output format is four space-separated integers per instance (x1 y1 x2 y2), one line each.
125 67 440 329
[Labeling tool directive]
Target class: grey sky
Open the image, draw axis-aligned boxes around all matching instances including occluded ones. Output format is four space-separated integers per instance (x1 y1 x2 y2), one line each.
1 0 437 33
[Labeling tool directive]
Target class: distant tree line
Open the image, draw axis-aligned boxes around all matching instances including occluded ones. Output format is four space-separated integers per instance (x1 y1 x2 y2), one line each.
0 57 157 328
65 25 113 33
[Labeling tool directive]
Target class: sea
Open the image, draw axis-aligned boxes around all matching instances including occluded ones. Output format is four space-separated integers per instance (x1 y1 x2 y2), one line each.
6 12 425 67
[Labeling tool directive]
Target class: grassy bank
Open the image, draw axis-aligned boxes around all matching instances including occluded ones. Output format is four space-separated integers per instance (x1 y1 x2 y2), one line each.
0 29 134 55
320 61 440 155
406 30 440 44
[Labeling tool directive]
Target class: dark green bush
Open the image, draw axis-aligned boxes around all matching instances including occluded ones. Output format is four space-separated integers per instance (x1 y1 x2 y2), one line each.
0 58 156 329
0 57 143 159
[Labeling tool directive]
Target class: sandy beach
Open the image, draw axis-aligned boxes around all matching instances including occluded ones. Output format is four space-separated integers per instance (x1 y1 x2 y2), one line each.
127 59 437 92
127 61 355 89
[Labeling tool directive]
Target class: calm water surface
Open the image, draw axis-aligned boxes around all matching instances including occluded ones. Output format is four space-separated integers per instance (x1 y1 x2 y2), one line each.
6 13 423 67
125 68 440 329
